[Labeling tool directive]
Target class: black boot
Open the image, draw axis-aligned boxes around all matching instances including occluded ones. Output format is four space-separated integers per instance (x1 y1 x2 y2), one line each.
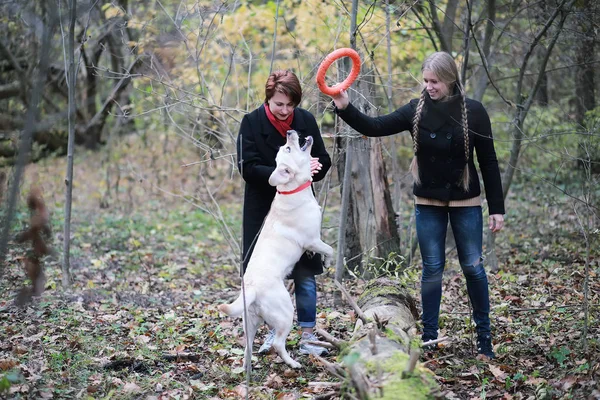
477 334 495 359
421 334 438 352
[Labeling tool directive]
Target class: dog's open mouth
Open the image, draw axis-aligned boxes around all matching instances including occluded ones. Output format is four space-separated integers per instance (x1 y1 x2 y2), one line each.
301 136 313 151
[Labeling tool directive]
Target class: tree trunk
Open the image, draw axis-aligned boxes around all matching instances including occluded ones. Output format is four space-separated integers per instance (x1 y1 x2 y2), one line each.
0 1 56 266
574 0 595 126
334 0 362 292
340 278 442 398
62 0 76 288
440 0 459 53
334 63 362 291
534 46 549 106
370 138 400 259
502 0 573 197
348 63 400 277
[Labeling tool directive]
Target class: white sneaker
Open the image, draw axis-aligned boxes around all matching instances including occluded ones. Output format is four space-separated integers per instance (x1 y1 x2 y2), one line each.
258 329 275 354
299 332 329 356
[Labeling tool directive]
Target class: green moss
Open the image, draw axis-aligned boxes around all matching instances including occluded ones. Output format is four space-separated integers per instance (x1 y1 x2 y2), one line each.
358 284 402 308
364 352 438 400
336 342 352 361
378 373 436 400
383 327 406 345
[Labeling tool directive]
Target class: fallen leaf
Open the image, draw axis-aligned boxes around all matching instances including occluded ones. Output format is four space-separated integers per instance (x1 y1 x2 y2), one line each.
0 359 18 371
233 384 247 397
265 373 284 388
283 369 300 378
489 364 507 380
276 392 298 399
123 382 141 393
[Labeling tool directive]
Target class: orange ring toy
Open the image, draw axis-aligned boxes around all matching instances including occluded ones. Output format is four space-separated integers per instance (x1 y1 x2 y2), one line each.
316 48 361 96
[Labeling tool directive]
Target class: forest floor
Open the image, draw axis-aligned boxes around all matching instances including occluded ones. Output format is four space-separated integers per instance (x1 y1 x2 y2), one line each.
1 134 599 399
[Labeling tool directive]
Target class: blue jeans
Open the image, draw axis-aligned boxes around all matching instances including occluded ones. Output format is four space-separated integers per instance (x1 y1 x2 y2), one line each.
415 205 491 338
295 274 317 328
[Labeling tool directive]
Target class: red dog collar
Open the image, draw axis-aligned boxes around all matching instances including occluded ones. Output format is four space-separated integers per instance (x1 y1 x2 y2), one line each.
277 180 312 195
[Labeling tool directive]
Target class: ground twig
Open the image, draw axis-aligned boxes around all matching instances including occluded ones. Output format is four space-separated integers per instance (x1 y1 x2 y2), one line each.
315 327 347 349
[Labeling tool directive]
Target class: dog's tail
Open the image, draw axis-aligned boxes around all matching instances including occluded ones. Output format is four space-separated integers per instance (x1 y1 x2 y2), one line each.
218 287 256 317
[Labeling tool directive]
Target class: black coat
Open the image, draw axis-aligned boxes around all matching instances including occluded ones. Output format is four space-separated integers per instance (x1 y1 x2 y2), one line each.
236 105 332 277
336 93 505 215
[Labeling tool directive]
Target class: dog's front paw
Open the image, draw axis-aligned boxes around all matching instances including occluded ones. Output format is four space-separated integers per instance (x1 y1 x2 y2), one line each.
322 255 332 269
288 359 302 369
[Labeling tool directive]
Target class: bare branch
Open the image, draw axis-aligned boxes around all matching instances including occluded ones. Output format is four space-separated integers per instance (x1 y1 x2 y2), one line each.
426 0 450 52
269 0 281 74
334 280 369 325
516 0 570 110
0 82 21 100
84 57 140 133
469 25 512 106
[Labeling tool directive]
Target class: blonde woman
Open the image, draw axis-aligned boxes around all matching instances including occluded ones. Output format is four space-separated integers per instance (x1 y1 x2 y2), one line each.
330 52 504 359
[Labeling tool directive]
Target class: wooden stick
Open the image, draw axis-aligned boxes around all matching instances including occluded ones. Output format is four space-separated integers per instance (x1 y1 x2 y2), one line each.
315 327 347 349
334 280 369 325
308 382 342 388
302 339 337 349
349 363 370 399
421 336 449 348
314 355 347 380
368 328 377 355
402 348 420 378
313 391 339 400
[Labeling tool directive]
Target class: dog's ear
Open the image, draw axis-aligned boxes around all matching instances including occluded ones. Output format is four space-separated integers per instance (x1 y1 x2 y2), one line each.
268 163 295 186
301 136 313 153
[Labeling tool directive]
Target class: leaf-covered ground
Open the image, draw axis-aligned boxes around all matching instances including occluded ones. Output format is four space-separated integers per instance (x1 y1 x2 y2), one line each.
1 135 599 399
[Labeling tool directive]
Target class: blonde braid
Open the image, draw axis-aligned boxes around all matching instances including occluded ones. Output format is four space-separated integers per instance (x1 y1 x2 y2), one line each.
459 86 470 191
410 90 427 186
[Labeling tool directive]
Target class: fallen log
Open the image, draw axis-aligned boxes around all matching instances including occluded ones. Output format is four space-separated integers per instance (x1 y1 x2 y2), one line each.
332 277 443 399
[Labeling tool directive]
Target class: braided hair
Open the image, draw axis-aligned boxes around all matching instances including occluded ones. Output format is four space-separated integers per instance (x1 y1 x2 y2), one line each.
411 52 471 191
410 90 426 186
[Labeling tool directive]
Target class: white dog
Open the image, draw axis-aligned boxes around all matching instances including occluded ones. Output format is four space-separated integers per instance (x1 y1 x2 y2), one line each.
219 130 334 369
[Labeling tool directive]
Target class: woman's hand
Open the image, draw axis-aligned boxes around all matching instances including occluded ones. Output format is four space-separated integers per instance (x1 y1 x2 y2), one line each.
332 89 349 110
488 214 504 233
310 157 322 176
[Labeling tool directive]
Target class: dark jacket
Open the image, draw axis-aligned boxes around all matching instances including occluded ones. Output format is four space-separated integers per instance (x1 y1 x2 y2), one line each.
237 104 332 277
336 93 505 215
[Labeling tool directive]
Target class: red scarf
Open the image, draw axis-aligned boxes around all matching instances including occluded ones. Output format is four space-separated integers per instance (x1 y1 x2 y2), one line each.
264 103 294 138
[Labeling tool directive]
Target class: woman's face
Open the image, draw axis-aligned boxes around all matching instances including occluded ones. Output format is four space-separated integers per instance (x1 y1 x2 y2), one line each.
268 91 295 120
423 70 450 101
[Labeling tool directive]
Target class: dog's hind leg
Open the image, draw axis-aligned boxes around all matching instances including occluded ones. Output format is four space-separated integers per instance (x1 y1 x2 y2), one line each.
265 294 301 369
272 327 301 369
242 311 262 370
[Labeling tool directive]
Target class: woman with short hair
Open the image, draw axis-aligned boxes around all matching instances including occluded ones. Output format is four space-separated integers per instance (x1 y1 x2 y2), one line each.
237 70 332 356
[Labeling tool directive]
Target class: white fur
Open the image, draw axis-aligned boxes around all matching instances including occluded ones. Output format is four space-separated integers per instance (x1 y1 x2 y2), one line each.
219 130 334 369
